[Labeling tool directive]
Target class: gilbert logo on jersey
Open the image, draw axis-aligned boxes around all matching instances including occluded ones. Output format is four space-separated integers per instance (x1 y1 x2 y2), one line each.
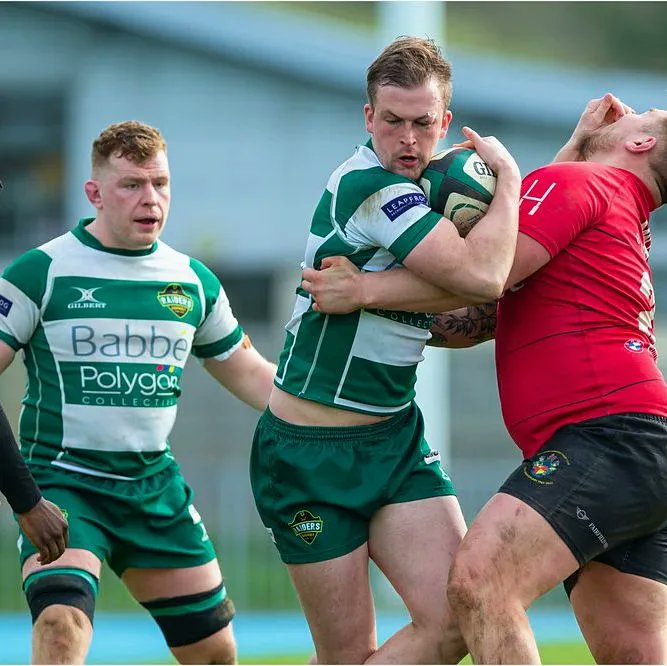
157 284 193 318
68 287 106 310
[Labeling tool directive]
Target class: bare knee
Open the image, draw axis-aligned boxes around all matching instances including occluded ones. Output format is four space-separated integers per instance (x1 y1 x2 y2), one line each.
447 555 488 618
208 635 236 666
404 601 467 664
431 616 467 665
34 605 90 658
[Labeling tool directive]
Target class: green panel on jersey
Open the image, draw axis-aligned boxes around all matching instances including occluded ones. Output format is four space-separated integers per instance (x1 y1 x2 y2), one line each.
0 330 20 351
297 311 362 403
21 326 63 456
192 325 243 358
277 311 329 392
277 309 361 398
2 249 52 307
335 167 410 230
313 239 380 271
340 357 418 407
276 330 296 382
43 277 203 325
388 210 442 263
60 361 183 408
310 190 334 238
189 258 221 320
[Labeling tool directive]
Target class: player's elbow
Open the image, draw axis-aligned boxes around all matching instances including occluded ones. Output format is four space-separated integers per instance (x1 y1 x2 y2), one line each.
462 275 505 303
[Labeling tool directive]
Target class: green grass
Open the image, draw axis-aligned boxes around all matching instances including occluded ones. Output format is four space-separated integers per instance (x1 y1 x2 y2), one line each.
239 642 594 665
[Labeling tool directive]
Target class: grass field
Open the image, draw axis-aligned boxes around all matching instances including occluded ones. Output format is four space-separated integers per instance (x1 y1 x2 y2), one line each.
239 641 595 664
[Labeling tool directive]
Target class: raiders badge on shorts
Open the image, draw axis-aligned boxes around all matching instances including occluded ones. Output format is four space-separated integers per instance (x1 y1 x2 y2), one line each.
288 509 324 544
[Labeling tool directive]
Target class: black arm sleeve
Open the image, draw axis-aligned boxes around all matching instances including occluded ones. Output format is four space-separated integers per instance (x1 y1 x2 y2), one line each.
0 402 41 514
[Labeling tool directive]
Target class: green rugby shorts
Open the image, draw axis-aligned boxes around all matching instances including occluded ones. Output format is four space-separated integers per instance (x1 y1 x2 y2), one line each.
250 402 455 564
18 462 216 575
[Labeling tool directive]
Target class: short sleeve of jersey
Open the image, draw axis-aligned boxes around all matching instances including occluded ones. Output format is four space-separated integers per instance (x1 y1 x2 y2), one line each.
0 249 51 351
518 162 612 257
337 168 442 263
189 259 244 361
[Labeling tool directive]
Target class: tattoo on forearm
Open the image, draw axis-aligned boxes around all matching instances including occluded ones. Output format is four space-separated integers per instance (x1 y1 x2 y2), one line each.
429 302 497 347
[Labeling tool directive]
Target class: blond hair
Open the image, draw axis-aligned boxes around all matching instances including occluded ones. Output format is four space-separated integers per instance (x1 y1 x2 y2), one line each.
367 36 452 109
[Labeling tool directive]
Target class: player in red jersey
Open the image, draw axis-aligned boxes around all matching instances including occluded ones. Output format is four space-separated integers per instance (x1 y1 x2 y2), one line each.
301 94 667 664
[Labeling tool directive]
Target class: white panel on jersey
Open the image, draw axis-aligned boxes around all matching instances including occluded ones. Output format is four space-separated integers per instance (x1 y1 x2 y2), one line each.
193 286 239 348
360 250 399 272
0 277 40 344
335 395 412 413
43 318 195 365
347 183 431 250
275 293 311 385
303 229 349 268
42 234 197 284
348 310 427 366
61 403 173 452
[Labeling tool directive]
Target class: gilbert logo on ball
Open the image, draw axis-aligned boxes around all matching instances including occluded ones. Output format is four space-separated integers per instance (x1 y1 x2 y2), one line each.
420 147 496 237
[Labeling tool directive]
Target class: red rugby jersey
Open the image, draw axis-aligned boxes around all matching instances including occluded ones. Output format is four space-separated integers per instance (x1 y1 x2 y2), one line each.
496 161 667 458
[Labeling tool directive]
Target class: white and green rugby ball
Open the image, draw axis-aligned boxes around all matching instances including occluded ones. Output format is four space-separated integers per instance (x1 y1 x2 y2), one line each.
420 147 496 237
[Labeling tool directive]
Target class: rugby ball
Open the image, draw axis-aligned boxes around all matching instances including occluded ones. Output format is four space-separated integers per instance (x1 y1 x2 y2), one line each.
420 147 496 237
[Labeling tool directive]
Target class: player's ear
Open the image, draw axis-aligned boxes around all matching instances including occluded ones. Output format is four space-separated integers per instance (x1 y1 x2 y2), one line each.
364 103 375 134
625 135 657 154
84 180 103 209
440 109 453 139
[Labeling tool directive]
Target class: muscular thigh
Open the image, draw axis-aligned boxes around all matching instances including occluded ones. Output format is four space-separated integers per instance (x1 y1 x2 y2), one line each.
122 558 222 601
287 544 376 663
123 559 236 658
569 561 667 664
454 493 579 605
369 495 466 620
500 413 667 572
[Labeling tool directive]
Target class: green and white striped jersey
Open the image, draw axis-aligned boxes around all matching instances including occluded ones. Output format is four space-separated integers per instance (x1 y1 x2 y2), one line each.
0 218 244 480
276 140 442 414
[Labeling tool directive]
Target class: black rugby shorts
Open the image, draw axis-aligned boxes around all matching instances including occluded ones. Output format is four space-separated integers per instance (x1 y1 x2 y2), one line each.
499 412 667 590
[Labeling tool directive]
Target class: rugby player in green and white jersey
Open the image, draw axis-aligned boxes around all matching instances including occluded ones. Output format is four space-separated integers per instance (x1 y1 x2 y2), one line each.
0 121 276 665
250 36 521 664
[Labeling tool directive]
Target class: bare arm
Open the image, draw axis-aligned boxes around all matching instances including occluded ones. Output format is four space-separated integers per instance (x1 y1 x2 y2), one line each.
304 232 550 320
0 341 69 564
203 337 276 411
402 127 521 303
302 258 469 314
428 302 498 348
424 233 550 347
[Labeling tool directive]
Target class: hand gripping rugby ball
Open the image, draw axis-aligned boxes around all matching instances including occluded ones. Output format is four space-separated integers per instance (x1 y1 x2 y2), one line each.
420 147 496 237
